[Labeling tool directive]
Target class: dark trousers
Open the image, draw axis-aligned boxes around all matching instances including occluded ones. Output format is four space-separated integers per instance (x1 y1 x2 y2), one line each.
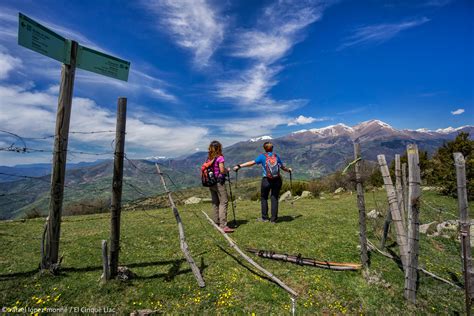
260 177 282 222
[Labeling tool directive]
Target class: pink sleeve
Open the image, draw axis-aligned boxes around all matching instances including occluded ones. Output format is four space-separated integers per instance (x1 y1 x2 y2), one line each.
216 156 225 164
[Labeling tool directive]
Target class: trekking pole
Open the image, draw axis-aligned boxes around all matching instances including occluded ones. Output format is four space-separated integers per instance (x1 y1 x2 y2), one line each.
289 170 294 206
227 171 237 227
235 169 238 188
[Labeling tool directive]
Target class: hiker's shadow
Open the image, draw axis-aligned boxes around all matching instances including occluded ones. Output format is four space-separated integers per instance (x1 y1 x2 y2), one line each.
230 219 248 228
277 215 302 223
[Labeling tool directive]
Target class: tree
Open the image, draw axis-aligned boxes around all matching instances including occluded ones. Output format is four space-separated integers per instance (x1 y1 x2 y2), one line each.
428 132 473 200
390 149 431 183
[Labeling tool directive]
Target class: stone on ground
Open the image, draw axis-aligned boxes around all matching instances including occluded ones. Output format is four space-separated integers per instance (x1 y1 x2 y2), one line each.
279 190 292 202
184 196 202 204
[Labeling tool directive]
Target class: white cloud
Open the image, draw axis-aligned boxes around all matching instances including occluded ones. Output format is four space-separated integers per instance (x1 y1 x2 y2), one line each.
149 87 178 102
451 108 465 115
338 17 430 50
231 0 325 64
0 84 208 165
216 0 328 111
216 64 279 104
145 0 225 67
288 115 327 126
219 115 289 138
0 49 22 80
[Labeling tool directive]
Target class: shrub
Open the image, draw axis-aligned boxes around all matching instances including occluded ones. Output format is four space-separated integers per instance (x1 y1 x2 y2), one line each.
23 208 44 219
250 191 260 201
281 181 307 196
307 180 325 197
64 198 110 216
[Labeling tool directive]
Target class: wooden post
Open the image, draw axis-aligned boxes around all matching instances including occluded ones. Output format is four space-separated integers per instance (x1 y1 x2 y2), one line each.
404 144 421 303
41 41 78 271
402 162 408 226
109 97 127 278
354 143 368 268
454 152 474 314
380 209 392 249
101 240 109 282
395 154 406 229
156 164 205 287
377 154 408 270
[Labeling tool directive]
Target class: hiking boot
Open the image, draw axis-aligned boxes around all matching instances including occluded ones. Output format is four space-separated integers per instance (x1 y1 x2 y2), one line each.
223 226 235 233
256 218 269 223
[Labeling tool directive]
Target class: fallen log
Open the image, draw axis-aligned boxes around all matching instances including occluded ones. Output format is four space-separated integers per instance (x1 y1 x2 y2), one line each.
201 210 298 297
246 248 361 271
156 164 205 288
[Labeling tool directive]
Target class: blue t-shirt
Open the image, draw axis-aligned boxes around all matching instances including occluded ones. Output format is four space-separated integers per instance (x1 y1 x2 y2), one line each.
255 152 283 177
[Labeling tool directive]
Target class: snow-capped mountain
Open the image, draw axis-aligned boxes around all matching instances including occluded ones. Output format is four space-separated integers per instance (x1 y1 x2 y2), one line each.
294 123 354 137
249 135 273 142
290 119 473 142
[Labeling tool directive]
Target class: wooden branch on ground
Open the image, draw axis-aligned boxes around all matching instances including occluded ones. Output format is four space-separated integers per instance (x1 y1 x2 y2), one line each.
156 164 205 288
246 248 361 271
201 210 298 297
367 239 461 289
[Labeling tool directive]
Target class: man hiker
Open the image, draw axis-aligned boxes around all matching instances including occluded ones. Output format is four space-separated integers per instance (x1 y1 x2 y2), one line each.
233 141 292 223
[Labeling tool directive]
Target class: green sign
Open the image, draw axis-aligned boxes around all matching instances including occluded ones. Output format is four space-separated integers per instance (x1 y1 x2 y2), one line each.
18 13 71 64
77 45 130 82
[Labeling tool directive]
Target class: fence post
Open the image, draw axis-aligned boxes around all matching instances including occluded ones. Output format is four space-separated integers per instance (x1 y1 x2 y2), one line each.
404 144 421 303
156 164 206 288
454 152 473 314
395 154 406 229
101 240 109 282
41 41 78 271
109 97 127 278
354 143 368 268
402 162 408 226
378 154 408 270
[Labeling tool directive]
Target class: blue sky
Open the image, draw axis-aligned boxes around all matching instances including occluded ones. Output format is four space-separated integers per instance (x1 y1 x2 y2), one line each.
0 0 472 165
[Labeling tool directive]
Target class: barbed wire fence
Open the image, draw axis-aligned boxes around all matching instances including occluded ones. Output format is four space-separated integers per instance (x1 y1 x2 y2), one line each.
0 128 193 221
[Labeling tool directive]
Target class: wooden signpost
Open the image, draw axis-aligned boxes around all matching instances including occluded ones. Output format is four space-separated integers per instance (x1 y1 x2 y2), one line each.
18 12 131 272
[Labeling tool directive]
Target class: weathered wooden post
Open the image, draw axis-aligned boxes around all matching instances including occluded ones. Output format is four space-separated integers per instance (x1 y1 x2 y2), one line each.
109 98 127 278
404 144 421 303
454 152 473 314
101 240 110 282
156 164 205 287
395 154 406 229
354 143 368 268
42 40 78 271
402 162 408 225
378 154 408 270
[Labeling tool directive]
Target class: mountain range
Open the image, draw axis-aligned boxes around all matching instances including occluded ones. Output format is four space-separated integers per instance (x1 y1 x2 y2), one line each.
0 119 472 219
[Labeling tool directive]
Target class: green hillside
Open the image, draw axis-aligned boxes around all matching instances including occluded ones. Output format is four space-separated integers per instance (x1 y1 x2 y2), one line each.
0 190 469 314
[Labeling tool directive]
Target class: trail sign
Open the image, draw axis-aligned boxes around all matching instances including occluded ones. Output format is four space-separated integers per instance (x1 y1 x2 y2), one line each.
18 13 71 64
17 12 131 271
77 45 130 82
18 12 131 82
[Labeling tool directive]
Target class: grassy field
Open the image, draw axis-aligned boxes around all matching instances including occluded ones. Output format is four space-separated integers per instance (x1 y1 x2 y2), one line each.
0 189 470 314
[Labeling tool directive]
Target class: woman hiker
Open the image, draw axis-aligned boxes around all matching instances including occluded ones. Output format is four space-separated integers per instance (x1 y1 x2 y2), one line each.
206 140 234 233
233 141 292 224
